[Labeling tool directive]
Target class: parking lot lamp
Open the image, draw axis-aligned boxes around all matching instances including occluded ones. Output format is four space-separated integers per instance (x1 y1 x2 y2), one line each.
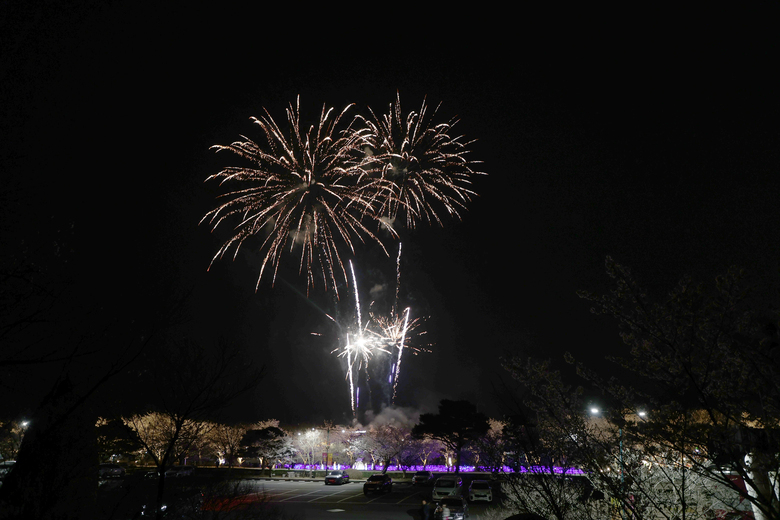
590 407 626 520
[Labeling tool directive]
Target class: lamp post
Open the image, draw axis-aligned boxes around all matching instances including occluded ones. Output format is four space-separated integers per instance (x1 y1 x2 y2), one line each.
309 423 336 472
590 407 648 520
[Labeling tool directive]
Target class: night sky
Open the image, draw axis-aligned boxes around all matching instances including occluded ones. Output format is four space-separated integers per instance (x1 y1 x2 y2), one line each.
3 4 779 427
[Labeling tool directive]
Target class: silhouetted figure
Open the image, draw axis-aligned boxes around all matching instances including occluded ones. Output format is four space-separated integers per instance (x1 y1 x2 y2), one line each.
421 499 431 520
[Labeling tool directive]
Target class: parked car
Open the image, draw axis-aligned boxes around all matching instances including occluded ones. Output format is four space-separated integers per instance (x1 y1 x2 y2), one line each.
467 479 492 502
412 470 434 486
165 465 195 478
432 476 463 500
324 470 350 485
98 463 126 478
363 473 392 494
434 496 469 520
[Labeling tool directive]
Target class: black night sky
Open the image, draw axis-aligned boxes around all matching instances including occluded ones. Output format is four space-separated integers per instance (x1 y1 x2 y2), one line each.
3 4 779 427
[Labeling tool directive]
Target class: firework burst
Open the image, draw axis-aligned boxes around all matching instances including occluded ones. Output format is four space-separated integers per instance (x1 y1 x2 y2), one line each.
202 97 396 295
204 95 483 296
359 92 485 229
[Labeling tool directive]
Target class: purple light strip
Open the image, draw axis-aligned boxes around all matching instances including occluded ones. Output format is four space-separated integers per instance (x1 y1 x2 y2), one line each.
284 463 585 475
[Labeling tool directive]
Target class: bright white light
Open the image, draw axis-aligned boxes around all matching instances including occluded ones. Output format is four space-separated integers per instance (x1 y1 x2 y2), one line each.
590 408 599 414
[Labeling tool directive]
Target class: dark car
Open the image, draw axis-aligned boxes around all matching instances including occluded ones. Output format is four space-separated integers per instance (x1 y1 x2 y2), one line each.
434 496 469 520
98 463 126 479
363 473 392 494
165 465 195 478
324 470 350 485
412 470 434 486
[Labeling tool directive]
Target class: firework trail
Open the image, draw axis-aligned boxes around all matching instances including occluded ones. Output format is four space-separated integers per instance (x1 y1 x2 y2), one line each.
346 347 354 412
393 308 410 401
350 261 362 332
324 248 430 416
358 92 485 229
202 97 395 296
324 260 385 416
371 305 429 402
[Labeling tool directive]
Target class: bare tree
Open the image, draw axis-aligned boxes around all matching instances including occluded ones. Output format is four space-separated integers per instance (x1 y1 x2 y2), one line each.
369 423 412 474
206 422 249 468
470 419 508 473
575 258 780 520
412 435 443 469
240 422 289 470
122 340 263 520
412 399 490 474
292 429 322 475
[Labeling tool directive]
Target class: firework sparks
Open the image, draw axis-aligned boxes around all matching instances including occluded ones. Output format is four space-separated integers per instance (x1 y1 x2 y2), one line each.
323 252 430 416
203 95 480 417
330 306 427 415
371 306 430 402
202 97 395 295
359 92 485 229
203 95 483 296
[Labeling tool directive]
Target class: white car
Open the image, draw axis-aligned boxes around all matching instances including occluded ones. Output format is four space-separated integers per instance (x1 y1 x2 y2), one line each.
432 476 463 500
165 465 195 477
468 479 492 502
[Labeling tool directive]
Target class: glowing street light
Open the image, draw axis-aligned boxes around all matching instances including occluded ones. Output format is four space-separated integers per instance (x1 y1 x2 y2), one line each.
590 407 627 520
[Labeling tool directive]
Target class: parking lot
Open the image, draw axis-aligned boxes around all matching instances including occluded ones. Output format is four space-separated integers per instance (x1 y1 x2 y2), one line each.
100 472 502 519
224 478 497 519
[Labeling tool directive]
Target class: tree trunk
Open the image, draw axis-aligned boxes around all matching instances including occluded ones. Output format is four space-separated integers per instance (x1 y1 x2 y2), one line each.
745 452 779 520
155 472 167 520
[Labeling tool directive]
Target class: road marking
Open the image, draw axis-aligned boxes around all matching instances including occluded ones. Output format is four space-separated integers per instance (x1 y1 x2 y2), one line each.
278 489 323 502
327 509 345 512
337 492 368 502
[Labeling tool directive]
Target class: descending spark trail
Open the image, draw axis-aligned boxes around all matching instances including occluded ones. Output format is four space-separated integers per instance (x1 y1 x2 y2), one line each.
391 307 410 402
346 348 354 413
350 261 362 332
394 243 402 313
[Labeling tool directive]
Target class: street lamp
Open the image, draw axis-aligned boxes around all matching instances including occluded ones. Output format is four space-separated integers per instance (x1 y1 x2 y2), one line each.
589 407 648 520
590 407 625 520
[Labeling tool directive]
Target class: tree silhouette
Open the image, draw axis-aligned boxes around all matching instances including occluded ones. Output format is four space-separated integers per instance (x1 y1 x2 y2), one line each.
412 399 489 473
